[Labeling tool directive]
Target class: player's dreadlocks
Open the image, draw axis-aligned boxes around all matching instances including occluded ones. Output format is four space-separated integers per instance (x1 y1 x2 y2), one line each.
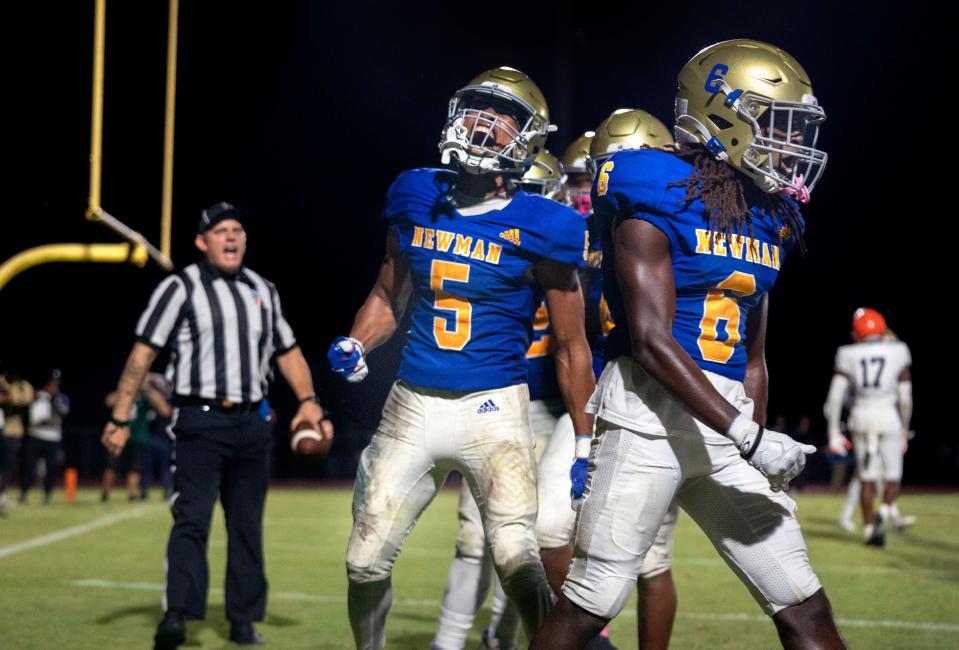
661 144 806 252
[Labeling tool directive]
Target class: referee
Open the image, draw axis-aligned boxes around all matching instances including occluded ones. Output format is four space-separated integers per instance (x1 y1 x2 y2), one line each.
102 202 332 649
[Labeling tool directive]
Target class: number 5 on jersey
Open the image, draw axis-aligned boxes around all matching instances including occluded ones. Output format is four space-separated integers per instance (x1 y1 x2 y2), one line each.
431 259 472 350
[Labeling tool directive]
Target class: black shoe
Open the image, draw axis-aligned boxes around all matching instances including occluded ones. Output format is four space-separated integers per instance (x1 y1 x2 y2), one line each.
585 636 617 650
866 513 886 547
100 491 109 503
154 612 186 649
230 622 264 645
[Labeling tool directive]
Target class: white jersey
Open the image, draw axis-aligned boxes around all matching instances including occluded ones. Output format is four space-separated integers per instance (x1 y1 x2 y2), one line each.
835 340 911 407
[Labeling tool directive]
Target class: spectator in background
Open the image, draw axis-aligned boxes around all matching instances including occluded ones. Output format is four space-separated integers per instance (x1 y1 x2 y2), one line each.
771 413 787 433
102 385 163 502
20 370 69 504
0 371 34 509
140 373 174 499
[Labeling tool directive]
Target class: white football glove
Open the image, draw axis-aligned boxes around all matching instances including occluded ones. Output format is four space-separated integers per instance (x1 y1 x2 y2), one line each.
729 414 816 492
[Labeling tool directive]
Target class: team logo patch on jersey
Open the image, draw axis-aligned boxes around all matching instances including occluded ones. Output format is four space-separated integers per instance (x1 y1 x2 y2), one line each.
476 399 500 414
499 228 522 246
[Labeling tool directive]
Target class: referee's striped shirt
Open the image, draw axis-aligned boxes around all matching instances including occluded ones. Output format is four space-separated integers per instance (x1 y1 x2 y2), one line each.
135 261 297 403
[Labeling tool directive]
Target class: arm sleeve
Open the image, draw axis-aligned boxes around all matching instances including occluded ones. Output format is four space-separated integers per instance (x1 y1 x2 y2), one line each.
897 381 912 430
825 373 850 433
135 275 188 350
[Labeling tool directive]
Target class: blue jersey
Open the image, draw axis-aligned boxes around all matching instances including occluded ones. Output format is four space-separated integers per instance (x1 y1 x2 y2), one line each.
525 298 560 401
592 149 802 382
386 169 587 391
584 214 613 379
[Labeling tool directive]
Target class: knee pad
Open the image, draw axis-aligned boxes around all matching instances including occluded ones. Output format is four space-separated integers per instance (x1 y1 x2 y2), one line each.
638 542 673 579
488 522 539 580
346 537 394 584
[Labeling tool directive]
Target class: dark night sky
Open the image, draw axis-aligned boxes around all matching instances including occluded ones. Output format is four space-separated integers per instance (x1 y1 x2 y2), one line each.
5 1 952 481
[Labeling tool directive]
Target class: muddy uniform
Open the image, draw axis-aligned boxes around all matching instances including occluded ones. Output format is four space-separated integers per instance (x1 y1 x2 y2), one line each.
346 168 586 648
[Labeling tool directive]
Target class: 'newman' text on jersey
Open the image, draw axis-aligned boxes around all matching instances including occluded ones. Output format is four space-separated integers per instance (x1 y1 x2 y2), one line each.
411 226 503 265
694 229 781 270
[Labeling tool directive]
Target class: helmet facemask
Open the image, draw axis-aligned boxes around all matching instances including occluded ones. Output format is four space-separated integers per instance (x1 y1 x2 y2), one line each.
521 150 566 200
739 93 827 201
440 88 548 175
521 174 565 200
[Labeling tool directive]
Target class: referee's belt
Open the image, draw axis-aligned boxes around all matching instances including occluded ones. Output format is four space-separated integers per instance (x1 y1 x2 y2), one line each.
173 396 263 414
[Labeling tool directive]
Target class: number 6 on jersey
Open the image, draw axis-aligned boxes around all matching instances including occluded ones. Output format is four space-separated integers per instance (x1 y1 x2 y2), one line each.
697 271 756 363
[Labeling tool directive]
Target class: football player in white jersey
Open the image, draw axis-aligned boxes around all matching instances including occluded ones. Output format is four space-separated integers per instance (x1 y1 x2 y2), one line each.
826 308 913 546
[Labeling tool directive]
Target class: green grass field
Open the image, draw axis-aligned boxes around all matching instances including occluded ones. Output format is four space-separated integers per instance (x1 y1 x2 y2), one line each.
1 488 957 649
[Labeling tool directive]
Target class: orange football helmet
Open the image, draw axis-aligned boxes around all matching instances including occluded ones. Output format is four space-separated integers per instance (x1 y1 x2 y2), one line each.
852 307 886 341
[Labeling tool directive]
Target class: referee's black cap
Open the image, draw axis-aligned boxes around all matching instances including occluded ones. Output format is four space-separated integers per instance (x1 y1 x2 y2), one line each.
198 201 243 234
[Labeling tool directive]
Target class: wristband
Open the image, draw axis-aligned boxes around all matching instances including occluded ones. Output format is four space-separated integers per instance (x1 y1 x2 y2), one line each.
574 435 592 459
299 395 321 405
726 412 757 447
109 415 131 427
740 426 765 460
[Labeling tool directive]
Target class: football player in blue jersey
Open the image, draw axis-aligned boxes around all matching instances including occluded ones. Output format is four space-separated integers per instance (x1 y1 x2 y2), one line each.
589 111 679 650
431 150 569 650
531 40 845 650
328 67 595 650
534 114 681 650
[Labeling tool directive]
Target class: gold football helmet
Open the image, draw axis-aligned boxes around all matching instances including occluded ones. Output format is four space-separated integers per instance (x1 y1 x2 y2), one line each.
674 39 827 200
521 149 565 200
439 66 556 175
561 132 595 215
588 108 673 176
560 131 595 175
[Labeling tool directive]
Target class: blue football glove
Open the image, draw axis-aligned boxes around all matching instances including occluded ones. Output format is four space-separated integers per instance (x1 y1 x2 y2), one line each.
327 336 368 383
570 457 589 511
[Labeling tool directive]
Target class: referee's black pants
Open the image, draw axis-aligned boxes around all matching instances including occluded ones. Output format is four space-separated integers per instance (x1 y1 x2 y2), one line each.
165 405 271 623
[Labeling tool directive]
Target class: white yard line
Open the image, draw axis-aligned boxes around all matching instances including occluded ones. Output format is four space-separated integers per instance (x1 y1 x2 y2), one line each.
0 507 159 559
70 579 959 633
72 579 438 608
682 556 957 578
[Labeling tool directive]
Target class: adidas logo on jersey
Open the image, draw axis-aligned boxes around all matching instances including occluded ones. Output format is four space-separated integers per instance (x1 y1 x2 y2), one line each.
499 228 521 246
476 399 499 414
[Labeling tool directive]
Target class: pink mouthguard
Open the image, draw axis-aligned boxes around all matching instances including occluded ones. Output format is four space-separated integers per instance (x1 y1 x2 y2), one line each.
782 174 811 204
573 195 592 215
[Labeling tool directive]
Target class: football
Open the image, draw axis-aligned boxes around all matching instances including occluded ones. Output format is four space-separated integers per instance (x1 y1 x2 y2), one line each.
291 420 332 457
